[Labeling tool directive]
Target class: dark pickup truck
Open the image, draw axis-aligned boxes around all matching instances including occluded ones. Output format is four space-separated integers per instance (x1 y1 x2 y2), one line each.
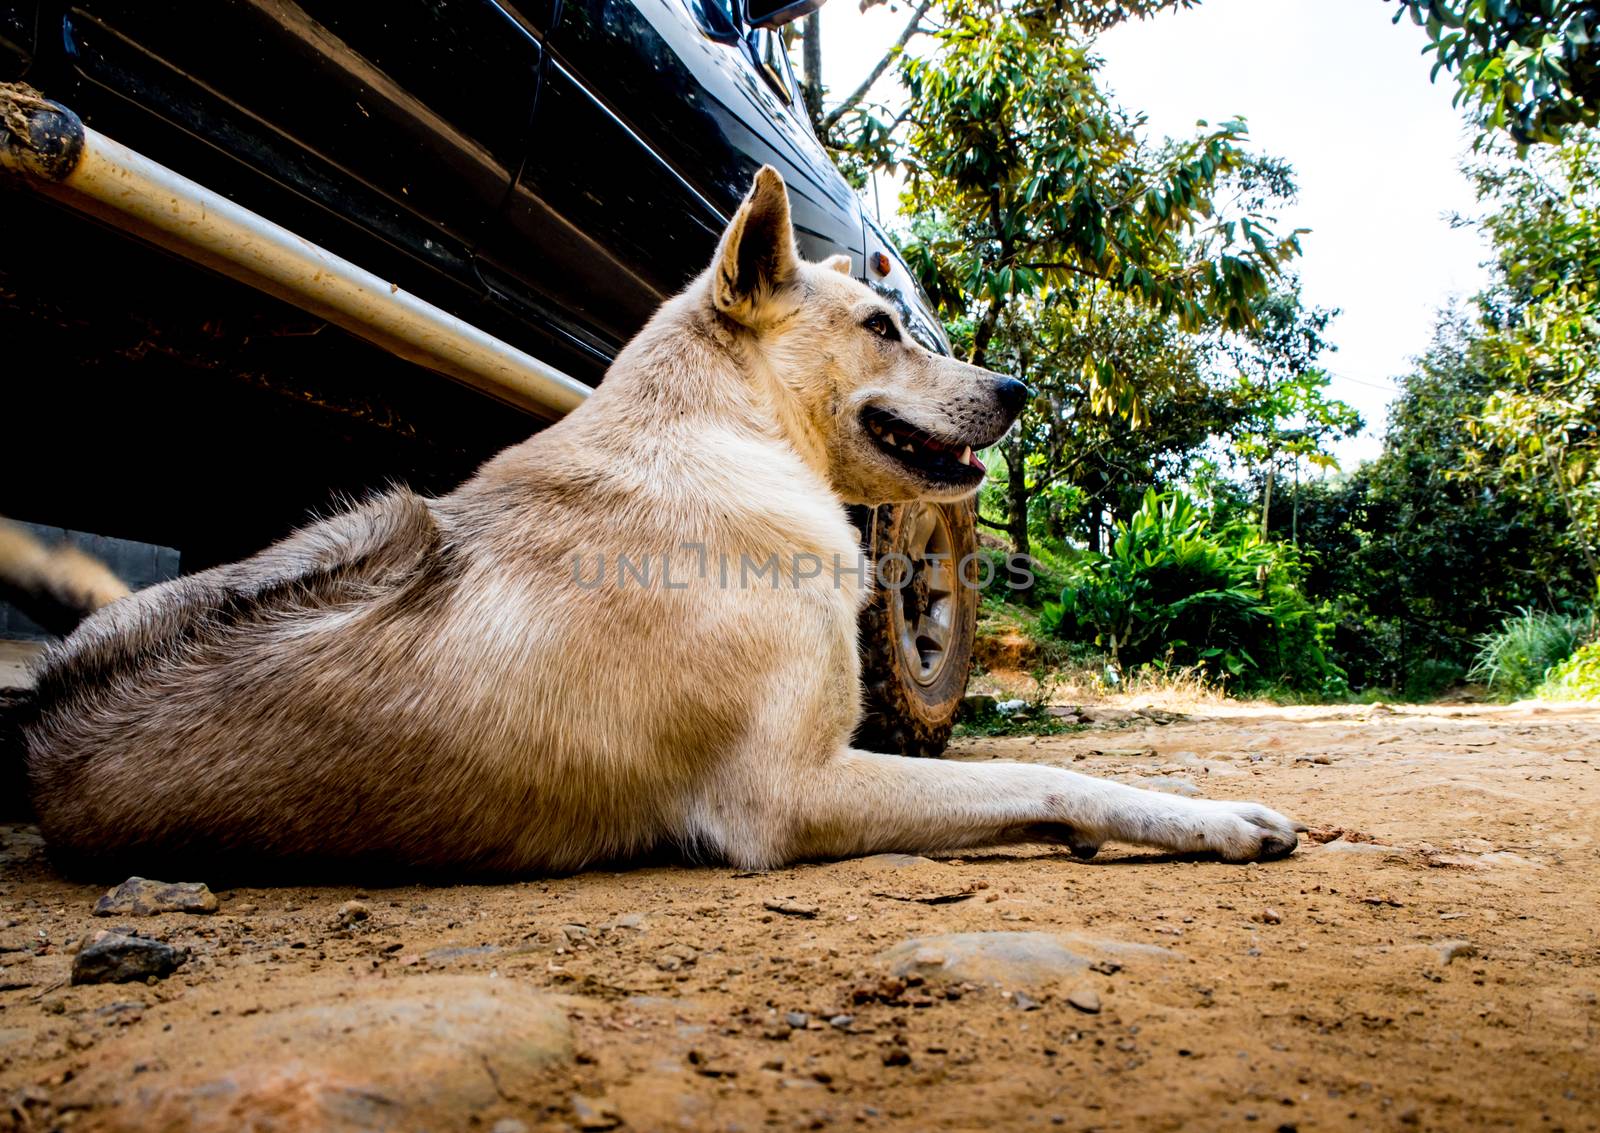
0 0 981 755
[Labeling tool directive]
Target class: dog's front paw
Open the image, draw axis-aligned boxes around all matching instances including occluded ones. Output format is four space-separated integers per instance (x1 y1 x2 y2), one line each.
1193 800 1303 862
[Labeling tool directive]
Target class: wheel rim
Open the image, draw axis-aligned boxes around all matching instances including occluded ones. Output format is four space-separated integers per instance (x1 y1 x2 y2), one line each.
890 503 957 687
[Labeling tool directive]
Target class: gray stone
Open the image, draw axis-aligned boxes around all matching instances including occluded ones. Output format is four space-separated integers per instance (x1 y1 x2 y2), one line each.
93 878 218 918
71 931 187 985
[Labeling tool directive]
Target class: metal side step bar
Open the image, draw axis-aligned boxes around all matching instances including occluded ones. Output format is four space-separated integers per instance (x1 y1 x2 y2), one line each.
0 84 591 421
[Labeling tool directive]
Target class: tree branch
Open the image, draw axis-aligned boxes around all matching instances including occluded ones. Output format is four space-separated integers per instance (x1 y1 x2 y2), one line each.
821 0 933 132
976 511 1011 532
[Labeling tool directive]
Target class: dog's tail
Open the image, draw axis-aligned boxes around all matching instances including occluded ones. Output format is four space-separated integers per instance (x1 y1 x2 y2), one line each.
0 518 130 636
0 685 35 820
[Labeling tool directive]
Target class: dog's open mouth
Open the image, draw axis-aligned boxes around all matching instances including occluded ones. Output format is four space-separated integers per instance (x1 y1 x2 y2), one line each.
861 407 986 484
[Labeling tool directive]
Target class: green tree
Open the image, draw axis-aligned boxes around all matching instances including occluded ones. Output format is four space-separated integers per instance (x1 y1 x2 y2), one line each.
885 14 1302 591
898 17 1302 369
1294 314 1588 692
1390 0 1600 145
1224 288 1363 540
975 292 1241 569
1463 130 1600 586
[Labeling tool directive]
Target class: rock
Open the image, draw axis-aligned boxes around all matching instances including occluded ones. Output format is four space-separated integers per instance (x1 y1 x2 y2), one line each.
572 1093 622 1130
1318 839 1407 857
655 944 698 971
1256 908 1284 925
763 899 819 918
879 931 1172 993
1012 990 1041 1011
1138 776 1203 797
958 693 1001 722
491 1121 531 1133
828 1014 854 1029
995 699 1030 717
1078 706 1138 724
71 932 187 986
335 900 370 926
1066 988 1102 1014
785 1011 810 1029
1433 939 1478 965
879 932 1090 990
93 878 218 918
857 853 936 870
56 976 570 1133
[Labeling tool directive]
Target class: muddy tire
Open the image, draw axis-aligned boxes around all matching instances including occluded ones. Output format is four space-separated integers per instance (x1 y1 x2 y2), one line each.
853 500 980 758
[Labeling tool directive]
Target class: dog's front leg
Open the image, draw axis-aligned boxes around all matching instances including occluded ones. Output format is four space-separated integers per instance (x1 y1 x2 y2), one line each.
735 749 1302 867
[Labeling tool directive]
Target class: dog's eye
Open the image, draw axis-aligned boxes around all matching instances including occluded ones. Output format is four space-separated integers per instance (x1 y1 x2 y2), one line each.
862 312 900 341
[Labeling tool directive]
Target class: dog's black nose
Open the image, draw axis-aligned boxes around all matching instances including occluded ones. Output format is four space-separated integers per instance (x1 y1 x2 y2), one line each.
994 377 1032 417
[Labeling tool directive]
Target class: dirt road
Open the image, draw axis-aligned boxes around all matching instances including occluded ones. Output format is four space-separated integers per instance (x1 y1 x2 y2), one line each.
1 701 1596 1132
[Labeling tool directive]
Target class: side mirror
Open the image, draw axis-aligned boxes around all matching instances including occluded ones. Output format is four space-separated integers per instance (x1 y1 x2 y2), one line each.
745 0 826 30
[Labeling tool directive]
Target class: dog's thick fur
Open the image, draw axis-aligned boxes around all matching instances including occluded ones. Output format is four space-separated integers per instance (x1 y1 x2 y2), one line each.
23 168 1301 876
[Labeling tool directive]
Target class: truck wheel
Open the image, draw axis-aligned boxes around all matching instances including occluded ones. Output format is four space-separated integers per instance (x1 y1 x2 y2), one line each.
854 500 980 758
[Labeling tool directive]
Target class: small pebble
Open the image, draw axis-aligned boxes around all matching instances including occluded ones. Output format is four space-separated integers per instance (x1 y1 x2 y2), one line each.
1066 988 1101 1014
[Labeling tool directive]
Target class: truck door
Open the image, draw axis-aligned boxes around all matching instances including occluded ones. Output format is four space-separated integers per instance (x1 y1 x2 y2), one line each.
484 0 866 374
46 0 548 317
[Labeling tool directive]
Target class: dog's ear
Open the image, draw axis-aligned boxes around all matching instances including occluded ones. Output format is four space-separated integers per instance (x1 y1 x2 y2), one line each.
712 166 799 326
821 254 853 275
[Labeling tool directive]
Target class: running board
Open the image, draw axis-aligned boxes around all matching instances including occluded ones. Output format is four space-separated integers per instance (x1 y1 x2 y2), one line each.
0 84 591 421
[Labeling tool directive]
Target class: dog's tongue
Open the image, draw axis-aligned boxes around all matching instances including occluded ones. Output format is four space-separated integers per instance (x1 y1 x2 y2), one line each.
959 447 986 473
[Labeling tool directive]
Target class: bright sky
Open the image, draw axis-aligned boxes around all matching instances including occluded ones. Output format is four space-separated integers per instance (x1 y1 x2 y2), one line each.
819 0 1490 467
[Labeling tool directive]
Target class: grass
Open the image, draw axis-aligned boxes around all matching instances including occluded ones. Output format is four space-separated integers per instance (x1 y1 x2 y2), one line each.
1468 608 1593 700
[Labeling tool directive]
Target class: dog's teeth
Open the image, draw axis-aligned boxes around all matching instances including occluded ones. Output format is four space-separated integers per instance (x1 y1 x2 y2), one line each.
958 447 974 466
883 432 897 446
901 442 916 453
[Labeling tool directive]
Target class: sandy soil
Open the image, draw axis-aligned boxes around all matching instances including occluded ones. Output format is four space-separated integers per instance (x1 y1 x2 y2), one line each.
1 700 1597 1132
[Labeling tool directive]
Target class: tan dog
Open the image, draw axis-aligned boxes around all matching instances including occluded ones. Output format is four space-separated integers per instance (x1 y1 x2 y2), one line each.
0 519 130 636
22 168 1301 876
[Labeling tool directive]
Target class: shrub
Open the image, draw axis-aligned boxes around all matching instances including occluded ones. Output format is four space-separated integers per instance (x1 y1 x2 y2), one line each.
1536 640 1600 701
1042 489 1342 693
1468 608 1593 699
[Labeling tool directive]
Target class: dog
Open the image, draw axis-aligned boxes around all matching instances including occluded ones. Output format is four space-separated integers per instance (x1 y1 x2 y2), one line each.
19 167 1301 876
